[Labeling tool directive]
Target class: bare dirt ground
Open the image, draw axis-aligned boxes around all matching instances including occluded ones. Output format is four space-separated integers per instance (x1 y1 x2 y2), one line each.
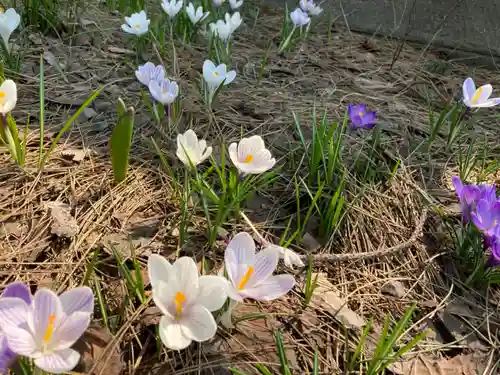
1 1 499 374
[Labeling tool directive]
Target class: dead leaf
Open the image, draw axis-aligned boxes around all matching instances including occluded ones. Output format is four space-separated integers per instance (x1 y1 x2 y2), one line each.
45 201 78 237
301 232 321 252
108 46 135 55
100 233 162 257
79 17 97 27
381 280 406 298
73 324 124 375
0 221 28 238
139 306 161 326
390 353 487 375
310 273 366 329
61 148 89 162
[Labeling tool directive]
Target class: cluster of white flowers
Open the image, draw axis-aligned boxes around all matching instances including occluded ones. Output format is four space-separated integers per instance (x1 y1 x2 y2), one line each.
136 62 179 106
210 12 242 42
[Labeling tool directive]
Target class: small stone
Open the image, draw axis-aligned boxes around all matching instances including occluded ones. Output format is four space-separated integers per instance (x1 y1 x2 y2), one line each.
301 232 321 252
381 280 406 298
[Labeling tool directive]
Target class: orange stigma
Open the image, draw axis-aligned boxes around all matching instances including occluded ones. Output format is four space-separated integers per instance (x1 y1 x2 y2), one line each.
174 292 187 314
238 266 254 290
43 315 56 343
243 154 253 163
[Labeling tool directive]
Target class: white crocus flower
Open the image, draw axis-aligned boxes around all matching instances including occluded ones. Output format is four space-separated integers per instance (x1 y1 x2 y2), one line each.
0 80 17 115
0 287 94 374
299 0 323 15
210 19 232 41
462 77 500 108
0 9 20 51
176 129 213 167
225 12 242 33
229 135 276 175
290 8 310 27
148 255 228 350
229 0 243 10
220 233 295 328
148 78 179 105
121 10 150 36
161 0 183 18
213 0 225 7
203 60 236 91
135 62 165 86
186 3 209 25
267 245 305 269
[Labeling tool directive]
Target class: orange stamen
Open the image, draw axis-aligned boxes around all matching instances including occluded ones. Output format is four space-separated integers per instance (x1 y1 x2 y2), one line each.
243 154 253 163
174 291 186 314
43 315 56 343
472 87 484 104
238 266 254 290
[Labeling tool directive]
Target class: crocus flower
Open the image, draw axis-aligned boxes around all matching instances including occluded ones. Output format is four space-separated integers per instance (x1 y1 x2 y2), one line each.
229 135 276 175
161 0 183 18
267 245 305 269
121 10 150 36
0 282 32 374
225 12 242 33
488 237 500 268
471 198 500 235
203 59 236 91
229 0 243 10
462 77 500 108
290 8 310 27
186 3 209 25
213 0 225 7
299 0 323 15
0 80 17 115
347 104 377 129
210 20 232 41
148 255 228 350
452 176 496 223
176 129 213 167
0 287 93 374
135 62 165 86
148 78 179 105
220 233 295 328
0 9 20 51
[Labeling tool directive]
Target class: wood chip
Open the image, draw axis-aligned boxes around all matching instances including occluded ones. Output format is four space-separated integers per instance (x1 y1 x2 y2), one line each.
45 201 78 237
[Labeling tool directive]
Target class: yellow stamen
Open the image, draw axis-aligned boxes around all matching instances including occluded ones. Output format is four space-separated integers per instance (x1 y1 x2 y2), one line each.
162 89 166 94
0 8 4 13
243 154 253 163
472 87 484 104
135 24 140 28
174 291 186 314
43 315 56 343
0 91 5 105
214 71 219 76
359 111 364 117
238 266 254 290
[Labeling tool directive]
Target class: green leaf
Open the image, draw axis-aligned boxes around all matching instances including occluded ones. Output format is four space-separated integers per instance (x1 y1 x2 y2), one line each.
110 98 135 183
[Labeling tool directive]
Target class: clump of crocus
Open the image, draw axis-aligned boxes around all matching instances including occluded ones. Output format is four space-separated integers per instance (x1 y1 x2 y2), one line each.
299 0 323 15
176 129 213 167
220 232 295 328
135 62 165 86
210 12 242 42
161 0 183 19
229 0 243 10
229 135 276 175
121 10 150 36
0 8 21 52
462 77 500 108
0 286 94 373
186 3 210 25
202 59 236 106
148 255 228 350
347 104 377 129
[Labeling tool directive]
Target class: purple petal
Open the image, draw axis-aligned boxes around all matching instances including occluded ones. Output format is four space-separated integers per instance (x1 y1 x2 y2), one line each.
2 325 36 357
1 282 32 305
244 247 279 289
52 312 90 350
0 297 29 328
34 348 80 374
463 78 476 101
0 335 16 374
59 287 94 315
225 232 256 286
363 111 377 124
32 289 63 345
240 275 295 301
451 176 463 197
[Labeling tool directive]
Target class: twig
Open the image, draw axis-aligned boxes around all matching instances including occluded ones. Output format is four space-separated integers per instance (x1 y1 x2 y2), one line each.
240 208 428 263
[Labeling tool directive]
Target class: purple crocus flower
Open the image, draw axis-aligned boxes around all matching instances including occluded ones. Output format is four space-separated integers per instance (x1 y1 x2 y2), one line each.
290 8 310 27
347 104 377 129
451 176 497 223
488 237 500 267
0 287 94 374
470 198 500 236
0 282 32 374
135 62 165 87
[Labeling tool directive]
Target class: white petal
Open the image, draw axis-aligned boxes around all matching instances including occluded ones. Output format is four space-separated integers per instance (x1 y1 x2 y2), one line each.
3 326 37 356
224 70 236 85
219 299 238 328
237 135 265 160
172 257 199 303
200 146 213 163
244 246 279 289
197 275 228 311
121 24 133 33
152 280 177 317
59 287 93 315
34 348 80 374
225 232 256 286
32 289 63 345
473 84 493 104
183 129 199 149
159 315 192 350
52 312 90 350
0 297 29 328
148 254 174 289
181 304 217 342
241 275 295 301
228 142 239 168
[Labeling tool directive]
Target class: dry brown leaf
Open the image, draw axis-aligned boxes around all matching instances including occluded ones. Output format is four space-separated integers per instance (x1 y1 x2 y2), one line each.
61 148 89 162
73 324 124 375
390 353 487 375
310 273 366 329
108 46 135 55
45 201 78 237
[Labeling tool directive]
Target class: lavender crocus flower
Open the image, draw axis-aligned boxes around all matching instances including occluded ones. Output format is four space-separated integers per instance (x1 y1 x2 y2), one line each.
0 282 32 374
488 237 500 267
451 176 497 223
290 8 310 27
135 62 165 87
470 198 500 236
0 287 94 374
347 104 377 129
148 78 179 105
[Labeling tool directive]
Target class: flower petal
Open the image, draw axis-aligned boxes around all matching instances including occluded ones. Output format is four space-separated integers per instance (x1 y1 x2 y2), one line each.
32 289 63 345
152 280 177 317
224 70 236 85
52 312 90 350
173 257 199 303
34 348 80 374
159 315 192 350
1 282 32 305
181 304 217 342
462 77 476 102
228 142 238 167
59 287 93 315
197 275 228 311
0 297 29 328
238 135 265 160
148 254 174 289
0 335 16 373
473 84 493 104
2 325 37 356
219 299 238 328
148 80 162 103
225 232 256 285
245 246 279 289
241 274 295 301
